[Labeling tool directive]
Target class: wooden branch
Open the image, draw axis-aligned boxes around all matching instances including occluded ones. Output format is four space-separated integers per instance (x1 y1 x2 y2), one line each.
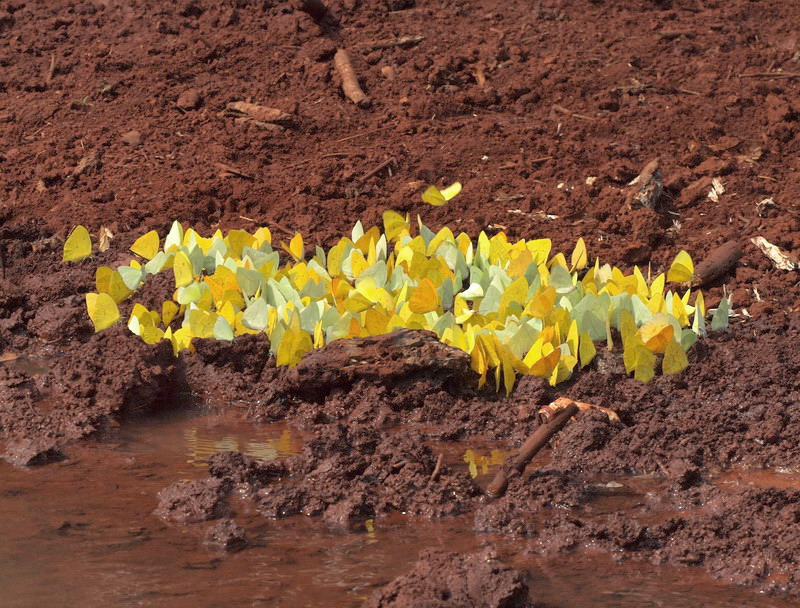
429 453 444 483
225 102 293 124
486 401 579 498
359 157 395 182
334 49 371 108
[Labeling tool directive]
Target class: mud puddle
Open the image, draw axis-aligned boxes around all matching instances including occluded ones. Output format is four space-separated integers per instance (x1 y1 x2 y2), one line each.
714 468 800 492
1 411 798 607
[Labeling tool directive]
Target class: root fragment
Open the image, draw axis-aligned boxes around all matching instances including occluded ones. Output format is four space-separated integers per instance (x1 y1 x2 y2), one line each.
334 49 371 108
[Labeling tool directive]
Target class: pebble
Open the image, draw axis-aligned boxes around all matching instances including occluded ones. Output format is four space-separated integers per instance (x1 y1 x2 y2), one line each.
121 130 141 146
177 88 202 110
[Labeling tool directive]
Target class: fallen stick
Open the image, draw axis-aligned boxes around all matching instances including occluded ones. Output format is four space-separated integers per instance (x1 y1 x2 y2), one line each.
486 400 579 498
215 162 253 180
429 453 444 483
692 240 743 286
334 49 371 108
738 72 800 79
359 157 394 182
359 35 424 51
335 125 394 143
46 54 57 85
552 103 594 121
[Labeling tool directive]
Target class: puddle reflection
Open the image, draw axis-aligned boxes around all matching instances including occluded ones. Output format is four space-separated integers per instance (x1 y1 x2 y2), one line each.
462 448 508 478
183 428 301 467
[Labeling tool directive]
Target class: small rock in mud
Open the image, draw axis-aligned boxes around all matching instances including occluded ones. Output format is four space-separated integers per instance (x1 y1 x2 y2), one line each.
364 548 534 608
155 477 230 524
205 518 247 552
121 130 142 146
322 496 373 531
208 450 287 487
176 88 202 110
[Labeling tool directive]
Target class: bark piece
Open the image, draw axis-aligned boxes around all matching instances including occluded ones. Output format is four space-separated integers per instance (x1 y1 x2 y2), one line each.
225 101 293 124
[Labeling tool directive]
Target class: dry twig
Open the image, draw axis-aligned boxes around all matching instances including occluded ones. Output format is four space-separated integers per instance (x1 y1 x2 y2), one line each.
359 35 424 51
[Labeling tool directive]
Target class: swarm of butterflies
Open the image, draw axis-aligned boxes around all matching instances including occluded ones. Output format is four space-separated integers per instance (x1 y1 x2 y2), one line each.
62 182 729 393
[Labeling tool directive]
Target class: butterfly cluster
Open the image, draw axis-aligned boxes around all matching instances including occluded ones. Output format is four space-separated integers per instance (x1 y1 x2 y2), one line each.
62 211 728 392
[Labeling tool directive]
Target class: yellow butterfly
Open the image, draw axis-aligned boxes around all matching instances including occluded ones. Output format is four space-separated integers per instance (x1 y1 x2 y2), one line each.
667 250 694 283
662 339 689 375
63 225 92 262
421 182 462 206
281 233 304 262
173 251 194 287
408 277 439 314
85 292 120 332
570 237 588 271
130 230 160 260
383 210 410 241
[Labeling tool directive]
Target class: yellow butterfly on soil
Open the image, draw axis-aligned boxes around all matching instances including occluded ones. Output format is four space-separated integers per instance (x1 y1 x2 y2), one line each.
667 250 694 283
85 292 120 332
63 225 92 262
421 182 462 206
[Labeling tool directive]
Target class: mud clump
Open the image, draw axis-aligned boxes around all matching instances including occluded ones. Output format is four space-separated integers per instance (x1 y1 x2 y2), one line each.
205 518 247 552
155 477 230 524
553 315 800 474
652 487 800 593
182 333 279 406
209 424 481 524
283 329 474 402
364 548 534 608
474 469 591 537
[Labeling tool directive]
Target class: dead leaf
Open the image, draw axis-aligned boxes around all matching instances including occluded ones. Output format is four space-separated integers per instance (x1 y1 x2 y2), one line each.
0 351 20 363
750 236 799 270
756 198 776 217
215 162 254 180
98 225 114 252
707 177 725 202
225 102 293 124
708 136 741 152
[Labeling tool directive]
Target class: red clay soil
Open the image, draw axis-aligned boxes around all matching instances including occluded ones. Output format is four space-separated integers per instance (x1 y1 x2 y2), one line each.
3 0 800 604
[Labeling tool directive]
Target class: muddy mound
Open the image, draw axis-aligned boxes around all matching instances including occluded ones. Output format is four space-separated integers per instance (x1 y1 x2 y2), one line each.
206 424 481 527
652 487 800 593
364 548 534 608
0 327 175 465
154 476 231 524
553 314 800 474
474 469 592 537
283 329 474 401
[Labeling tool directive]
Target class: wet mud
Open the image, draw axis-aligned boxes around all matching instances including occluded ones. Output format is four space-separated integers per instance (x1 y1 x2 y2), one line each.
3 0 800 604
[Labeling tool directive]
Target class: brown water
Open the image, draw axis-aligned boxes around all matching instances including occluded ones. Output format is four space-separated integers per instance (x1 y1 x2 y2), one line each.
2 410 800 608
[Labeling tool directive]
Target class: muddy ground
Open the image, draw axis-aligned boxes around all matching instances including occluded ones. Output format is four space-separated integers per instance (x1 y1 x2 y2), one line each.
2 0 800 605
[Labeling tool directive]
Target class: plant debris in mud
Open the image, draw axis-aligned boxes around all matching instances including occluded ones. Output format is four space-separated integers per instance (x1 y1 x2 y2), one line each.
65 210 728 394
